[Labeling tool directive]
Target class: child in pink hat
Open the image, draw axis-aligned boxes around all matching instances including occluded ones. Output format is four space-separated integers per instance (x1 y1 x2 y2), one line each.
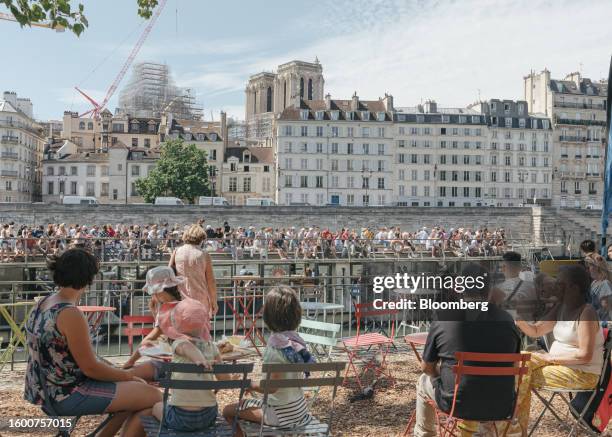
152 298 228 432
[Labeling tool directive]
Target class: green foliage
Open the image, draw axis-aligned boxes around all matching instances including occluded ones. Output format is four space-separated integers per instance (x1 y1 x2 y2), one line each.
1 0 158 35
135 139 211 204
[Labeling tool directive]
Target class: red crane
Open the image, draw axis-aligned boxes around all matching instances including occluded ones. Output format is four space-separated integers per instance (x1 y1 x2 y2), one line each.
75 0 168 118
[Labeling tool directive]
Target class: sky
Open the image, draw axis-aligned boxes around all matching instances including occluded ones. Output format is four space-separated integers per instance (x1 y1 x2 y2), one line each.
2 0 612 122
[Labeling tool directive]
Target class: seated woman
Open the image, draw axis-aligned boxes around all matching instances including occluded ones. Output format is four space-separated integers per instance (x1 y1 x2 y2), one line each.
584 253 612 325
515 265 605 433
24 248 161 437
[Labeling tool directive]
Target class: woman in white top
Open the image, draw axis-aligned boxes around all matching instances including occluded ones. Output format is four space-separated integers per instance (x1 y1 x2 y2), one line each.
515 264 604 433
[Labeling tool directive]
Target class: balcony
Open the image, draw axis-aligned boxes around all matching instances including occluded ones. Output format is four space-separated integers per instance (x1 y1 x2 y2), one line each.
0 120 40 135
1 136 18 145
559 136 586 142
574 154 582 159
0 170 18 178
575 190 582 194
554 116 606 127
1 152 18 160
553 101 605 110
589 191 598 195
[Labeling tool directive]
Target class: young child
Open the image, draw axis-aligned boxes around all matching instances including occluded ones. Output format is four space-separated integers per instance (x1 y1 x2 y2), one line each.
123 266 183 380
223 286 314 436
153 297 225 432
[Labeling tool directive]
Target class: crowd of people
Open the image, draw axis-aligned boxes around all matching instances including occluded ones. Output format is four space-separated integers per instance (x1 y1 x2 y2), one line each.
0 220 508 262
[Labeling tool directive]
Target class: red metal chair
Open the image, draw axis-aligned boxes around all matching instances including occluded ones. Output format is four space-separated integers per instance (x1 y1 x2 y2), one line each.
401 351 531 437
122 315 155 354
340 302 398 390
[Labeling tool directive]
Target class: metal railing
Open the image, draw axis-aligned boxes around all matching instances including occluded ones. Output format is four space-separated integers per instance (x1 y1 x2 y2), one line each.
0 255 510 366
0 170 18 177
0 152 18 160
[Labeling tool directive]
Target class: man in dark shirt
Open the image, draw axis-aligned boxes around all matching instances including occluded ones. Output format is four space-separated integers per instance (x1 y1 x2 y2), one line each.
414 263 521 436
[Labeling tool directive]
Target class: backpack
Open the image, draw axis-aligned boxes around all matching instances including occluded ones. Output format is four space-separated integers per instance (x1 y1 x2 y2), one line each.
570 329 612 433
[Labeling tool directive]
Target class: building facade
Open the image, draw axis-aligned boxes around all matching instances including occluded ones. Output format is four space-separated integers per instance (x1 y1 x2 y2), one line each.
220 146 275 205
524 70 607 208
61 109 161 152
42 140 158 204
0 91 43 202
275 93 395 206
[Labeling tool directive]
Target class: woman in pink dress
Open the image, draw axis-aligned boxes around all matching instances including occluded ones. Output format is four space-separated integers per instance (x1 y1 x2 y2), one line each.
169 224 218 318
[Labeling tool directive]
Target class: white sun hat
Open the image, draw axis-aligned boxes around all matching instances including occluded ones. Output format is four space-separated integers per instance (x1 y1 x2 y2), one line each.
143 266 185 295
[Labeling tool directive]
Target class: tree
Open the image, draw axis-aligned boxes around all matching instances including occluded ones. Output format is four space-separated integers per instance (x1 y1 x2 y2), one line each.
1 0 158 36
135 139 211 204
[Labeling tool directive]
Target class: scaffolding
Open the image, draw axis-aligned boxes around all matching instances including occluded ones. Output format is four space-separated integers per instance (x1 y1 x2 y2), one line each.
118 62 203 120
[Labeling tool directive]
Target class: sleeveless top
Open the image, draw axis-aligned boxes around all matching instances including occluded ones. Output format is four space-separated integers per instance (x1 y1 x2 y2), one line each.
24 297 86 405
173 244 213 317
549 314 605 375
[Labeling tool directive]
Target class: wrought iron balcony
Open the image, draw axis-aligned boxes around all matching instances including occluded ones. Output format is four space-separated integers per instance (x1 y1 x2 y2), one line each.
0 170 18 177
1 152 18 160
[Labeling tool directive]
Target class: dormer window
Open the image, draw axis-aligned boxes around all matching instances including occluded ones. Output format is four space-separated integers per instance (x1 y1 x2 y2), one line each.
330 110 339 121
416 115 424 123
209 133 218 141
377 112 386 122
458 116 466 124
300 110 309 120
442 115 450 123
315 111 324 120
471 116 479 124
244 152 251 163
361 111 370 120
347 111 356 120
197 133 205 141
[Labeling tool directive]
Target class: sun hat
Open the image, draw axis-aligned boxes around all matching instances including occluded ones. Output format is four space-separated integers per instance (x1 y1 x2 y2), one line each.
158 298 211 341
143 266 185 295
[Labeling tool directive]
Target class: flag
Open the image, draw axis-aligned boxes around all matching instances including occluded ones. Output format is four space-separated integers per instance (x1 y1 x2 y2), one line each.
600 56 612 255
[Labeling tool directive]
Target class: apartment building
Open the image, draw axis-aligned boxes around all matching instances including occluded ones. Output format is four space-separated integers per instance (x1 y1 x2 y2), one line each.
42 140 158 204
394 101 488 207
0 91 43 202
524 69 607 208
221 145 275 205
275 93 395 206
61 109 161 151
473 99 552 206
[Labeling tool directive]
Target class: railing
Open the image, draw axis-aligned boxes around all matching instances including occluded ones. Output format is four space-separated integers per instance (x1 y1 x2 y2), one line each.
0 170 18 177
554 101 605 110
0 152 18 160
559 136 586 142
554 116 606 127
0 120 40 135
0 136 18 145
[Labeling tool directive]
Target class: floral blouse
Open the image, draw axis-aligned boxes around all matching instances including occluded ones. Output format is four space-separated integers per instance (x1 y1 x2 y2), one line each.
24 297 86 405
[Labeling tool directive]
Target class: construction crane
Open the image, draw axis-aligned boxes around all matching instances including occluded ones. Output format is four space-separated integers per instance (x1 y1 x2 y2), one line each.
75 0 168 119
0 12 65 31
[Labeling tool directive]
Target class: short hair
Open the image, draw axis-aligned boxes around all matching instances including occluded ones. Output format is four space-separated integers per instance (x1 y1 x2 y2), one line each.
263 286 302 332
580 240 596 253
47 248 99 290
502 251 521 262
182 224 206 244
558 264 591 298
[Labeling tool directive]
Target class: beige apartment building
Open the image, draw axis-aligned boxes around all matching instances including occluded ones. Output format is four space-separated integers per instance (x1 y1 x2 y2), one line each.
0 91 43 202
220 145 275 205
524 70 607 208
275 93 395 206
42 140 158 204
61 109 161 151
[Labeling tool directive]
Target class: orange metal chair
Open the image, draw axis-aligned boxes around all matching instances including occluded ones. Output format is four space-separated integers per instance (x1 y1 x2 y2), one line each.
341 302 398 390
122 315 155 354
401 351 531 437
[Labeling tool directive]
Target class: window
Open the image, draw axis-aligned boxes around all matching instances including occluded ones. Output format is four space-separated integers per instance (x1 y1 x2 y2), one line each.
300 159 308 170
504 172 511 183
424 170 430 181
301 126 308 137
452 171 458 182
463 155 470 165
399 169 405 180
505 156 511 166
300 176 308 188
347 194 354 205
347 176 354 188
463 171 470 181
301 143 308 153
463 187 470 197
362 177 370 189
378 144 385 155
59 166 66 176
452 155 458 165
316 143 323 153
330 126 339 137
377 160 384 171
47 166 54 176
283 126 293 136
284 175 292 187
47 181 54 195
70 181 77 195
131 165 140 176
424 186 430 196
229 177 237 192
243 177 251 192
347 127 354 137
362 143 369 154
132 137 138 147
424 155 430 164
439 187 446 197
86 182 95 197
144 138 151 148
130 182 138 197
86 165 95 177
362 195 369 206
87 122 93 130
331 176 338 188
361 127 370 137
347 159 353 171
69 166 77 176
316 126 323 137
491 171 497 182
347 143 354 154
331 160 338 171
411 186 417 196
316 159 323 170
378 127 385 137
316 176 324 188
79 121 85 130
451 187 458 197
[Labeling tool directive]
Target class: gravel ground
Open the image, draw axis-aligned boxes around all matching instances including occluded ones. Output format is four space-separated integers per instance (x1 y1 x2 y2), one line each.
0 355 608 437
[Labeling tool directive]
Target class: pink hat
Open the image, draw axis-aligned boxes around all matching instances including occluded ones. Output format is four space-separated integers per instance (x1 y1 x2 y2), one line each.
158 298 211 341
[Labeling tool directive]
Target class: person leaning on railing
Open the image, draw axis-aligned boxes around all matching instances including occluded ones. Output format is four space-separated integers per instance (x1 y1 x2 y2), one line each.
23 248 161 437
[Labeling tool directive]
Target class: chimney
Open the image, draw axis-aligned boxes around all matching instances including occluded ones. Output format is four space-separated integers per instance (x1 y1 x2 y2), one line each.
382 93 394 112
220 111 228 149
351 92 359 111
325 93 332 110
2 91 17 108
424 99 437 113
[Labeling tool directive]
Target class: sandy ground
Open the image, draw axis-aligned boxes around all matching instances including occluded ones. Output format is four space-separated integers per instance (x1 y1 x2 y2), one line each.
0 354 608 437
